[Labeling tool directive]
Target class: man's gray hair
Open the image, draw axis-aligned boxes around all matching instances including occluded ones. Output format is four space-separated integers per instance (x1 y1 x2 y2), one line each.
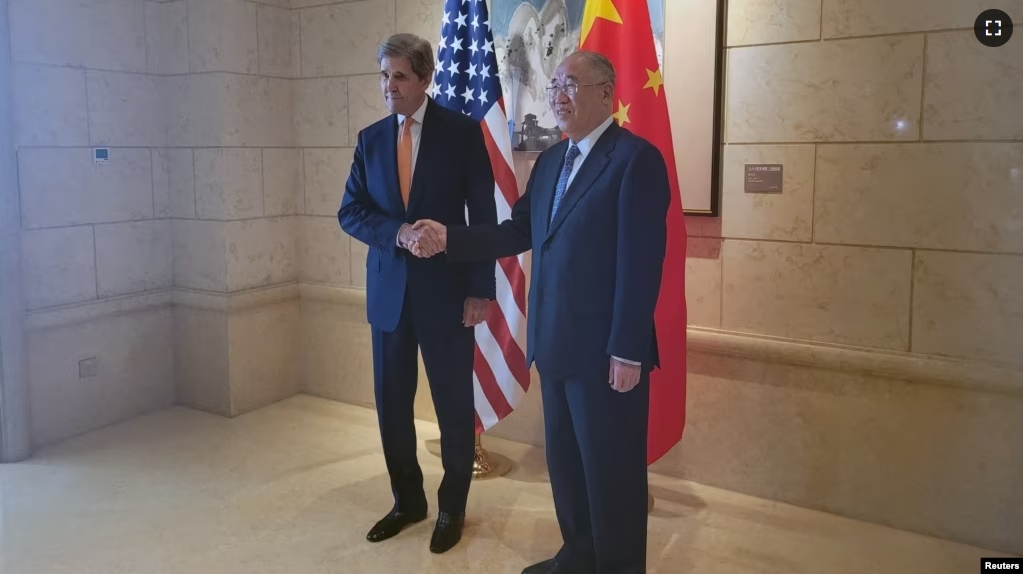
575 50 616 86
377 33 434 81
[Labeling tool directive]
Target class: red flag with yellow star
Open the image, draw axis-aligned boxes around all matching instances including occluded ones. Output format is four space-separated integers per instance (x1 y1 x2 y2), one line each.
581 0 688 465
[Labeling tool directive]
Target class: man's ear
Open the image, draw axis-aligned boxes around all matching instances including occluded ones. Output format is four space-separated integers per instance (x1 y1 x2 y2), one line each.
603 82 615 103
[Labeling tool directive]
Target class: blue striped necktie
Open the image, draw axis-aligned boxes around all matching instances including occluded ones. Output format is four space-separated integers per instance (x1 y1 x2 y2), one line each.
550 143 581 225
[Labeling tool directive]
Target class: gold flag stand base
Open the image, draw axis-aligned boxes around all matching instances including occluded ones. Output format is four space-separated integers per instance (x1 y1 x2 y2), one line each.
472 434 514 479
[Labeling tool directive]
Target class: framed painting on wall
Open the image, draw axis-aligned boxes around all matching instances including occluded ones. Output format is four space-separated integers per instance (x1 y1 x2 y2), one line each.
491 0 725 215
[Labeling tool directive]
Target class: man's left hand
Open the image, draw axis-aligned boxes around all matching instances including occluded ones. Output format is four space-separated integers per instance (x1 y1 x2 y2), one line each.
463 297 489 327
609 358 641 393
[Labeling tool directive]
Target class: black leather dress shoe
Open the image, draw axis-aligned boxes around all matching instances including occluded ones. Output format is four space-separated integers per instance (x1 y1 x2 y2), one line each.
366 509 427 542
521 558 560 574
428 512 465 553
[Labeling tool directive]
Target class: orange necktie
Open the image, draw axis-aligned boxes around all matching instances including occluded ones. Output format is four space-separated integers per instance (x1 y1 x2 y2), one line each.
397 117 414 206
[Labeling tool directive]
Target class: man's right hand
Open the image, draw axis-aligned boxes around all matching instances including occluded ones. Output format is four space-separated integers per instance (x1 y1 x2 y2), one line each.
399 222 445 257
407 220 447 258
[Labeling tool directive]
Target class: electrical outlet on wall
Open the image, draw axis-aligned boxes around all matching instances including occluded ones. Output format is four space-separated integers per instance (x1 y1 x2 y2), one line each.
78 357 98 379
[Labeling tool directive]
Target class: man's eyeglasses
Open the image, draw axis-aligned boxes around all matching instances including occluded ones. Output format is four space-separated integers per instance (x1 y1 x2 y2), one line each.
546 82 606 98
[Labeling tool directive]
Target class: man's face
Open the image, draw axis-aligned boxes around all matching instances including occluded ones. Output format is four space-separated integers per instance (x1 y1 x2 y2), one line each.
380 55 430 116
548 54 613 141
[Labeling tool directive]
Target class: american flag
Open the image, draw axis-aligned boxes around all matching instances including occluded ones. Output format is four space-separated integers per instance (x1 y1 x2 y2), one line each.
432 0 529 433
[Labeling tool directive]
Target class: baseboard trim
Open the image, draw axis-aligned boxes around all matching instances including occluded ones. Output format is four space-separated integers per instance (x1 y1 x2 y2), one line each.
688 327 1021 396
25 289 174 331
299 283 1022 396
174 282 300 312
24 283 302 330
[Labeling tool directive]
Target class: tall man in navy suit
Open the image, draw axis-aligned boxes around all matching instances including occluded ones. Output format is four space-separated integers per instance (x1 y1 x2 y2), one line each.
337 33 497 554
411 51 670 573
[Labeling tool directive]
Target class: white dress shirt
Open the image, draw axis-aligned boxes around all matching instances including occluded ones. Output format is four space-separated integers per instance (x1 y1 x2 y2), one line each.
563 115 615 189
561 116 641 367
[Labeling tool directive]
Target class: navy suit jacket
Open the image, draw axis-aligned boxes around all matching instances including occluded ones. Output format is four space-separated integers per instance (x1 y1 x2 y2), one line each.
447 123 669 383
338 98 497 332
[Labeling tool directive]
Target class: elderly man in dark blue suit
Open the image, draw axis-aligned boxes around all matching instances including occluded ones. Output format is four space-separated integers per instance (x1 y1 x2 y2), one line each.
337 33 497 554
411 51 670 573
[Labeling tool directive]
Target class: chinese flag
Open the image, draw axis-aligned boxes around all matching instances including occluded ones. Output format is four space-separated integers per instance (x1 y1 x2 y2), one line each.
580 0 688 465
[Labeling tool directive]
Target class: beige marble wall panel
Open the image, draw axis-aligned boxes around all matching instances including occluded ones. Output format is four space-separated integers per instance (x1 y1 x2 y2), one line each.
396 0 445 47
174 306 231 415
650 351 1022 554
87 71 165 147
263 149 303 216
823 0 1023 38
348 74 390 144
146 0 188 74
301 299 374 406
303 148 353 216
9 0 146 72
250 0 291 7
164 75 225 147
301 216 351 285
912 251 1022 364
166 74 295 147
293 0 364 8
19 148 153 229
95 220 174 298
685 238 723 328
229 300 301 414
295 77 350 147
21 227 97 310
11 64 88 147
924 31 1022 141
152 149 196 219
172 219 228 291
225 217 299 291
722 241 912 350
727 0 821 46
28 307 175 447
187 0 258 74
726 36 923 143
815 143 1023 252
258 5 301 78
300 0 396 77
195 148 264 220
721 145 815 241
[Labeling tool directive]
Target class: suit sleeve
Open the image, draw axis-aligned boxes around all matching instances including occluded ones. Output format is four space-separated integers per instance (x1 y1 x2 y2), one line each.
606 145 670 364
446 158 534 263
337 130 407 249
462 123 498 300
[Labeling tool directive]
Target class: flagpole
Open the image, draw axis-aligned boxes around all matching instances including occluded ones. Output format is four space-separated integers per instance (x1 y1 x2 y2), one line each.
472 433 513 479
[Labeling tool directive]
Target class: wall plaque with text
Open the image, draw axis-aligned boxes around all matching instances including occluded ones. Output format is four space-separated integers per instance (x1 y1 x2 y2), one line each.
744 164 783 193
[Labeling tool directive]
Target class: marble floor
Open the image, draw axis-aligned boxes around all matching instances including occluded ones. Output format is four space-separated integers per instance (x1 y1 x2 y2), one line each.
0 395 1005 573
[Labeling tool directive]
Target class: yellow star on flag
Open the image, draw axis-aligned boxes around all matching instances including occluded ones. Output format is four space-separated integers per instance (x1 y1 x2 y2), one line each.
581 0 622 45
612 100 631 126
644 68 664 96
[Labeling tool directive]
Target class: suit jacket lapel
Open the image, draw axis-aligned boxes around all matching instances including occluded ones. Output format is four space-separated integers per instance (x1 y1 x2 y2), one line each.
382 114 405 215
406 100 441 215
545 124 620 241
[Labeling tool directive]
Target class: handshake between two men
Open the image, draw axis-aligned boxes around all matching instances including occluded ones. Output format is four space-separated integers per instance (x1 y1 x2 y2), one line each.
398 219 447 259
397 219 487 328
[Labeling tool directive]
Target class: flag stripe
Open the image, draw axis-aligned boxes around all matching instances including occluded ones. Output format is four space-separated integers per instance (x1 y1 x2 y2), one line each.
472 371 499 431
473 344 514 420
477 318 520 405
482 109 521 208
488 266 530 389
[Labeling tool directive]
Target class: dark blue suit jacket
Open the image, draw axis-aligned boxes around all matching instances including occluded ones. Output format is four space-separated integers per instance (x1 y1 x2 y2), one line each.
447 123 669 383
338 98 497 332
